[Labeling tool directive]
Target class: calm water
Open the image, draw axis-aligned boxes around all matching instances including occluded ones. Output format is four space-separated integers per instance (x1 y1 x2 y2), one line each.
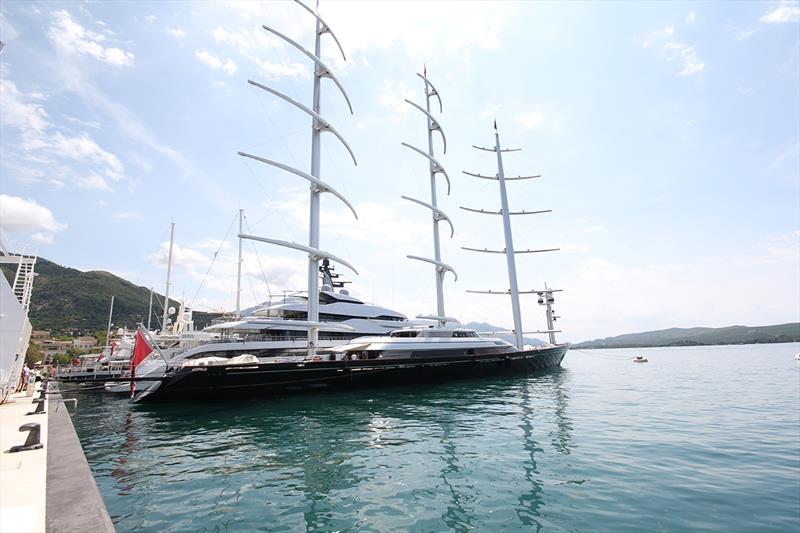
69 343 800 532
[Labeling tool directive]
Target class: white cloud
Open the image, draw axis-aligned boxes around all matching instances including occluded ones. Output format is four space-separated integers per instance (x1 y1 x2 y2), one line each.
325 201 431 249
49 52 193 176
737 86 753 95
576 218 603 233
735 29 756 40
254 59 308 79
50 132 124 180
31 232 55 245
761 2 800 23
377 80 416 122
314 1 508 61
195 50 238 76
662 41 705 76
480 104 501 120
1 77 127 187
144 15 156 24
639 25 704 76
0 11 20 43
167 28 186 38
77 173 113 191
685 11 697 23
222 1 512 74
0 79 51 134
0 195 66 241
48 10 134 67
514 111 544 130
209 26 308 79
112 212 142 220
147 242 209 271
564 232 800 340
98 200 109 207
211 26 280 51
61 114 102 129
640 26 674 48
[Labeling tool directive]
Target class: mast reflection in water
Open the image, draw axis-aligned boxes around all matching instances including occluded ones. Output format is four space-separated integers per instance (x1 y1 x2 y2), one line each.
69 372 574 532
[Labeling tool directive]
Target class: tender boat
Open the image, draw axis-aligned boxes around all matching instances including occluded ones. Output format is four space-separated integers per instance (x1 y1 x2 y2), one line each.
633 355 648 363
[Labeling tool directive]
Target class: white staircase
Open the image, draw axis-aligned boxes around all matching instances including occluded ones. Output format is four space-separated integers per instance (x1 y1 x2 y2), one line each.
12 255 37 312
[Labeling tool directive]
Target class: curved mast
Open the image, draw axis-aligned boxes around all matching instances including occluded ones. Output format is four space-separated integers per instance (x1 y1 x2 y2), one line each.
461 123 561 348
402 66 454 326
238 0 357 355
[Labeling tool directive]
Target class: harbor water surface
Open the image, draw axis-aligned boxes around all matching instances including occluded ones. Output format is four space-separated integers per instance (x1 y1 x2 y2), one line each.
70 343 800 532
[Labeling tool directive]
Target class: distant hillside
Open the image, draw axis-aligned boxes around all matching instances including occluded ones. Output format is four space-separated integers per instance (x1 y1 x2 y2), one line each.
1 258 220 333
574 323 800 349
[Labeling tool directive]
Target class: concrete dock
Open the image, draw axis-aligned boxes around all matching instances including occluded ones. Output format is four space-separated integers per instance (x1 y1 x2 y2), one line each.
0 382 114 533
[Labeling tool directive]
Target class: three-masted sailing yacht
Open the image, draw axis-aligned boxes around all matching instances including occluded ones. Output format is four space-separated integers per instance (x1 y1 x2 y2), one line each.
135 47 567 402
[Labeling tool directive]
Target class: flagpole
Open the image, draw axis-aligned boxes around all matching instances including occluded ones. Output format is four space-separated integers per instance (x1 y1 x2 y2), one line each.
130 326 139 398
141 327 170 366
130 324 170 399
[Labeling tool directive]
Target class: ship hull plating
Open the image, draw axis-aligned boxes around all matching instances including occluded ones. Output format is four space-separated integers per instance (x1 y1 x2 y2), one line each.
134 345 568 403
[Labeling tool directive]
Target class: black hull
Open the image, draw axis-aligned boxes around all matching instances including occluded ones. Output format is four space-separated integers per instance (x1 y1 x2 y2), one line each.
134 345 569 403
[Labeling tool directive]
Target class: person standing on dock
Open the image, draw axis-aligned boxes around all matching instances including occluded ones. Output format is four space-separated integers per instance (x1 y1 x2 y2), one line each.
16 364 30 392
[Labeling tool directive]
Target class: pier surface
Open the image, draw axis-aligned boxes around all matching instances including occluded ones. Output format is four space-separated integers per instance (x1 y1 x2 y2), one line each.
0 382 114 533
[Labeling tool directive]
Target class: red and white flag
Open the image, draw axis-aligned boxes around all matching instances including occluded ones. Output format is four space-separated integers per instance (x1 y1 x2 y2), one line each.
130 327 154 397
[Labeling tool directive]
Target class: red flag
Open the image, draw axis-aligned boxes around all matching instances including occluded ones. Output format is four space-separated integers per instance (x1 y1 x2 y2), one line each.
130 328 154 397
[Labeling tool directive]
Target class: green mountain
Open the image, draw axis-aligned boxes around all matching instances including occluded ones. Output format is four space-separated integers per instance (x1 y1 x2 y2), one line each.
574 323 800 349
1 257 220 333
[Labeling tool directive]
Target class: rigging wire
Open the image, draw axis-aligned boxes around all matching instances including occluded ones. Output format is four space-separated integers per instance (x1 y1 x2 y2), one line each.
244 214 274 300
189 212 238 308
242 82 309 240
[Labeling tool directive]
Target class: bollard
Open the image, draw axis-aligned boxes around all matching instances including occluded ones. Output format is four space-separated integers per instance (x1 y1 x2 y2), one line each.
26 399 46 416
9 423 43 453
37 381 48 399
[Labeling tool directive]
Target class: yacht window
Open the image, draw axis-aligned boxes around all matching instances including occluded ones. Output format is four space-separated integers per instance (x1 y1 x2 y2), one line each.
389 330 419 338
420 330 452 338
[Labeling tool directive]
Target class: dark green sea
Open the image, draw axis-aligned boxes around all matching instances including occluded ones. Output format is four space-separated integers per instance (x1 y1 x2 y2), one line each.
70 343 800 532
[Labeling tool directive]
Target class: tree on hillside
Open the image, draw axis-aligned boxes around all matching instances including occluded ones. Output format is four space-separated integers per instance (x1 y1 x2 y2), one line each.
25 343 43 366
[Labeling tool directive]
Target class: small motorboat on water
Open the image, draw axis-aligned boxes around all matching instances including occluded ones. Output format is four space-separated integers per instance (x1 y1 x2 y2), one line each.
633 355 648 363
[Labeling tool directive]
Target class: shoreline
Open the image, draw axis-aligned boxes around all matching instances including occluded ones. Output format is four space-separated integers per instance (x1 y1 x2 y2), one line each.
572 340 800 350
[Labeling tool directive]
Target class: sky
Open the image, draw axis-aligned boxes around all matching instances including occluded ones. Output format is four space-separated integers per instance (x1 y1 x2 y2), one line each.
1 0 798 343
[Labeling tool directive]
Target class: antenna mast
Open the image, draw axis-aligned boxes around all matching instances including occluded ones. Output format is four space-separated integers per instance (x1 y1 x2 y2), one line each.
402 66 456 327
236 209 243 319
238 0 358 356
161 222 175 333
461 123 561 348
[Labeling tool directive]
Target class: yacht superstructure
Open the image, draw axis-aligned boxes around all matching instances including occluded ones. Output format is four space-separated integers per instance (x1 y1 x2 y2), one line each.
0 242 36 403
